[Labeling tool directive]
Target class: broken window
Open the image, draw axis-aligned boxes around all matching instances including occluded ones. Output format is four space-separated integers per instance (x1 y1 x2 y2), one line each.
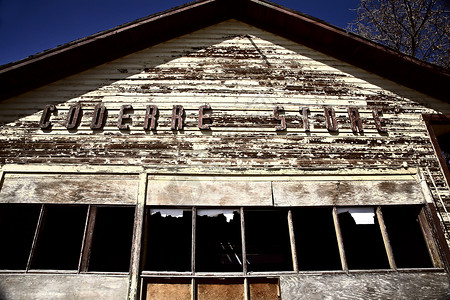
337 207 390 270
143 208 192 272
0 204 41 270
244 209 293 272
87 206 135 272
423 115 450 185
0 203 134 273
382 206 433 268
30 205 88 270
196 209 242 272
292 207 341 271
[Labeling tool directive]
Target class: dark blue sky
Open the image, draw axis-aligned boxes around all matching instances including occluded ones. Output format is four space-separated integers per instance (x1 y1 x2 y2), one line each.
0 0 360 66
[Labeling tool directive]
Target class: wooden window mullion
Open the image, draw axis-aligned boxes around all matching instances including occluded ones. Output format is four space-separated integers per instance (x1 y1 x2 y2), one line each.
79 205 97 272
287 209 299 273
332 207 348 272
376 206 397 270
191 207 196 274
26 204 45 271
418 207 443 268
240 207 247 275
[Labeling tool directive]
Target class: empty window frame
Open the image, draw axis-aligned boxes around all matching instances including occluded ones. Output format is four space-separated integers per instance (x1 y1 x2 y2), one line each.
291 207 341 271
142 205 440 275
0 203 135 273
196 209 242 272
143 208 192 272
381 206 433 268
336 207 390 270
423 114 450 185
244 209 293 272
0 204 41 270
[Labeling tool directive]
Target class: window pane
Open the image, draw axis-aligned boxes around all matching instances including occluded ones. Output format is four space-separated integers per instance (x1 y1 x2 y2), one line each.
338 207 389 270
292 207 341 271
0 204 41 270
382 206 433 268
196 209 242 272
245 210 293 272
144 208 192 271
88 206 135 272
31 205 87 270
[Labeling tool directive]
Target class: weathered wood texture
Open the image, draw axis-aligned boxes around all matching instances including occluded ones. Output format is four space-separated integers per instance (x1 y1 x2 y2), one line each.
0 173 139 204
0 274 128 300
280 273 450 299
273 180 425 206
147 177 424 206
0 20 450 229
147 177 272 206
145 283 191 300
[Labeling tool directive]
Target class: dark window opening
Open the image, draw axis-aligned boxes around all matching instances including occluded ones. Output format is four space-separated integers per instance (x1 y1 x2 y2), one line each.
338 207 390 270
144 208 192 272
88 206 135 272
382 206 433 268
0 204 41 270
245 210 293 272
432 124 450 171
31 205 87 270
292 207 341 271
196 209 242 272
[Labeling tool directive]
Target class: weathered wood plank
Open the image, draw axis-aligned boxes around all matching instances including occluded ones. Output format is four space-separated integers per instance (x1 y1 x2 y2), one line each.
0 274 128 300
280 273 450 299
0 173 139 204
146 177 272 206
273 180 425 206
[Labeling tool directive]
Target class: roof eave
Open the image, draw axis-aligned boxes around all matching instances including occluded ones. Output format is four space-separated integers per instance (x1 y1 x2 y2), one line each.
0 0 449 102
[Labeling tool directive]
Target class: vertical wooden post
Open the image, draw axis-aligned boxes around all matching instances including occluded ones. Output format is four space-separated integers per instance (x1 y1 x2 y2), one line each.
287 209 299 272
192 207 197 274
79 205 96 273
26 204 46 271
240 207 247 275
376 206 397 270
332 207 348 272
128 173 148 300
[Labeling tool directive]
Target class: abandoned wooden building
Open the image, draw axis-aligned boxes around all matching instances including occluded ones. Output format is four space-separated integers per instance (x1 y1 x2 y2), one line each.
1 0 450 299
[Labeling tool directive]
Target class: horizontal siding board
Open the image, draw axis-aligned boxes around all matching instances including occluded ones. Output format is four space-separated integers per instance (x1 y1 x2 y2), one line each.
273 180 424 206
146 177 272 206
0 173 139 204
280 273 450 299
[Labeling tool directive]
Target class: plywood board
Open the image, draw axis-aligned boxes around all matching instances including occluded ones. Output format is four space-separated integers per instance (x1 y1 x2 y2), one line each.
146 283 191 300
0 173 139 204
197 283 244 300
